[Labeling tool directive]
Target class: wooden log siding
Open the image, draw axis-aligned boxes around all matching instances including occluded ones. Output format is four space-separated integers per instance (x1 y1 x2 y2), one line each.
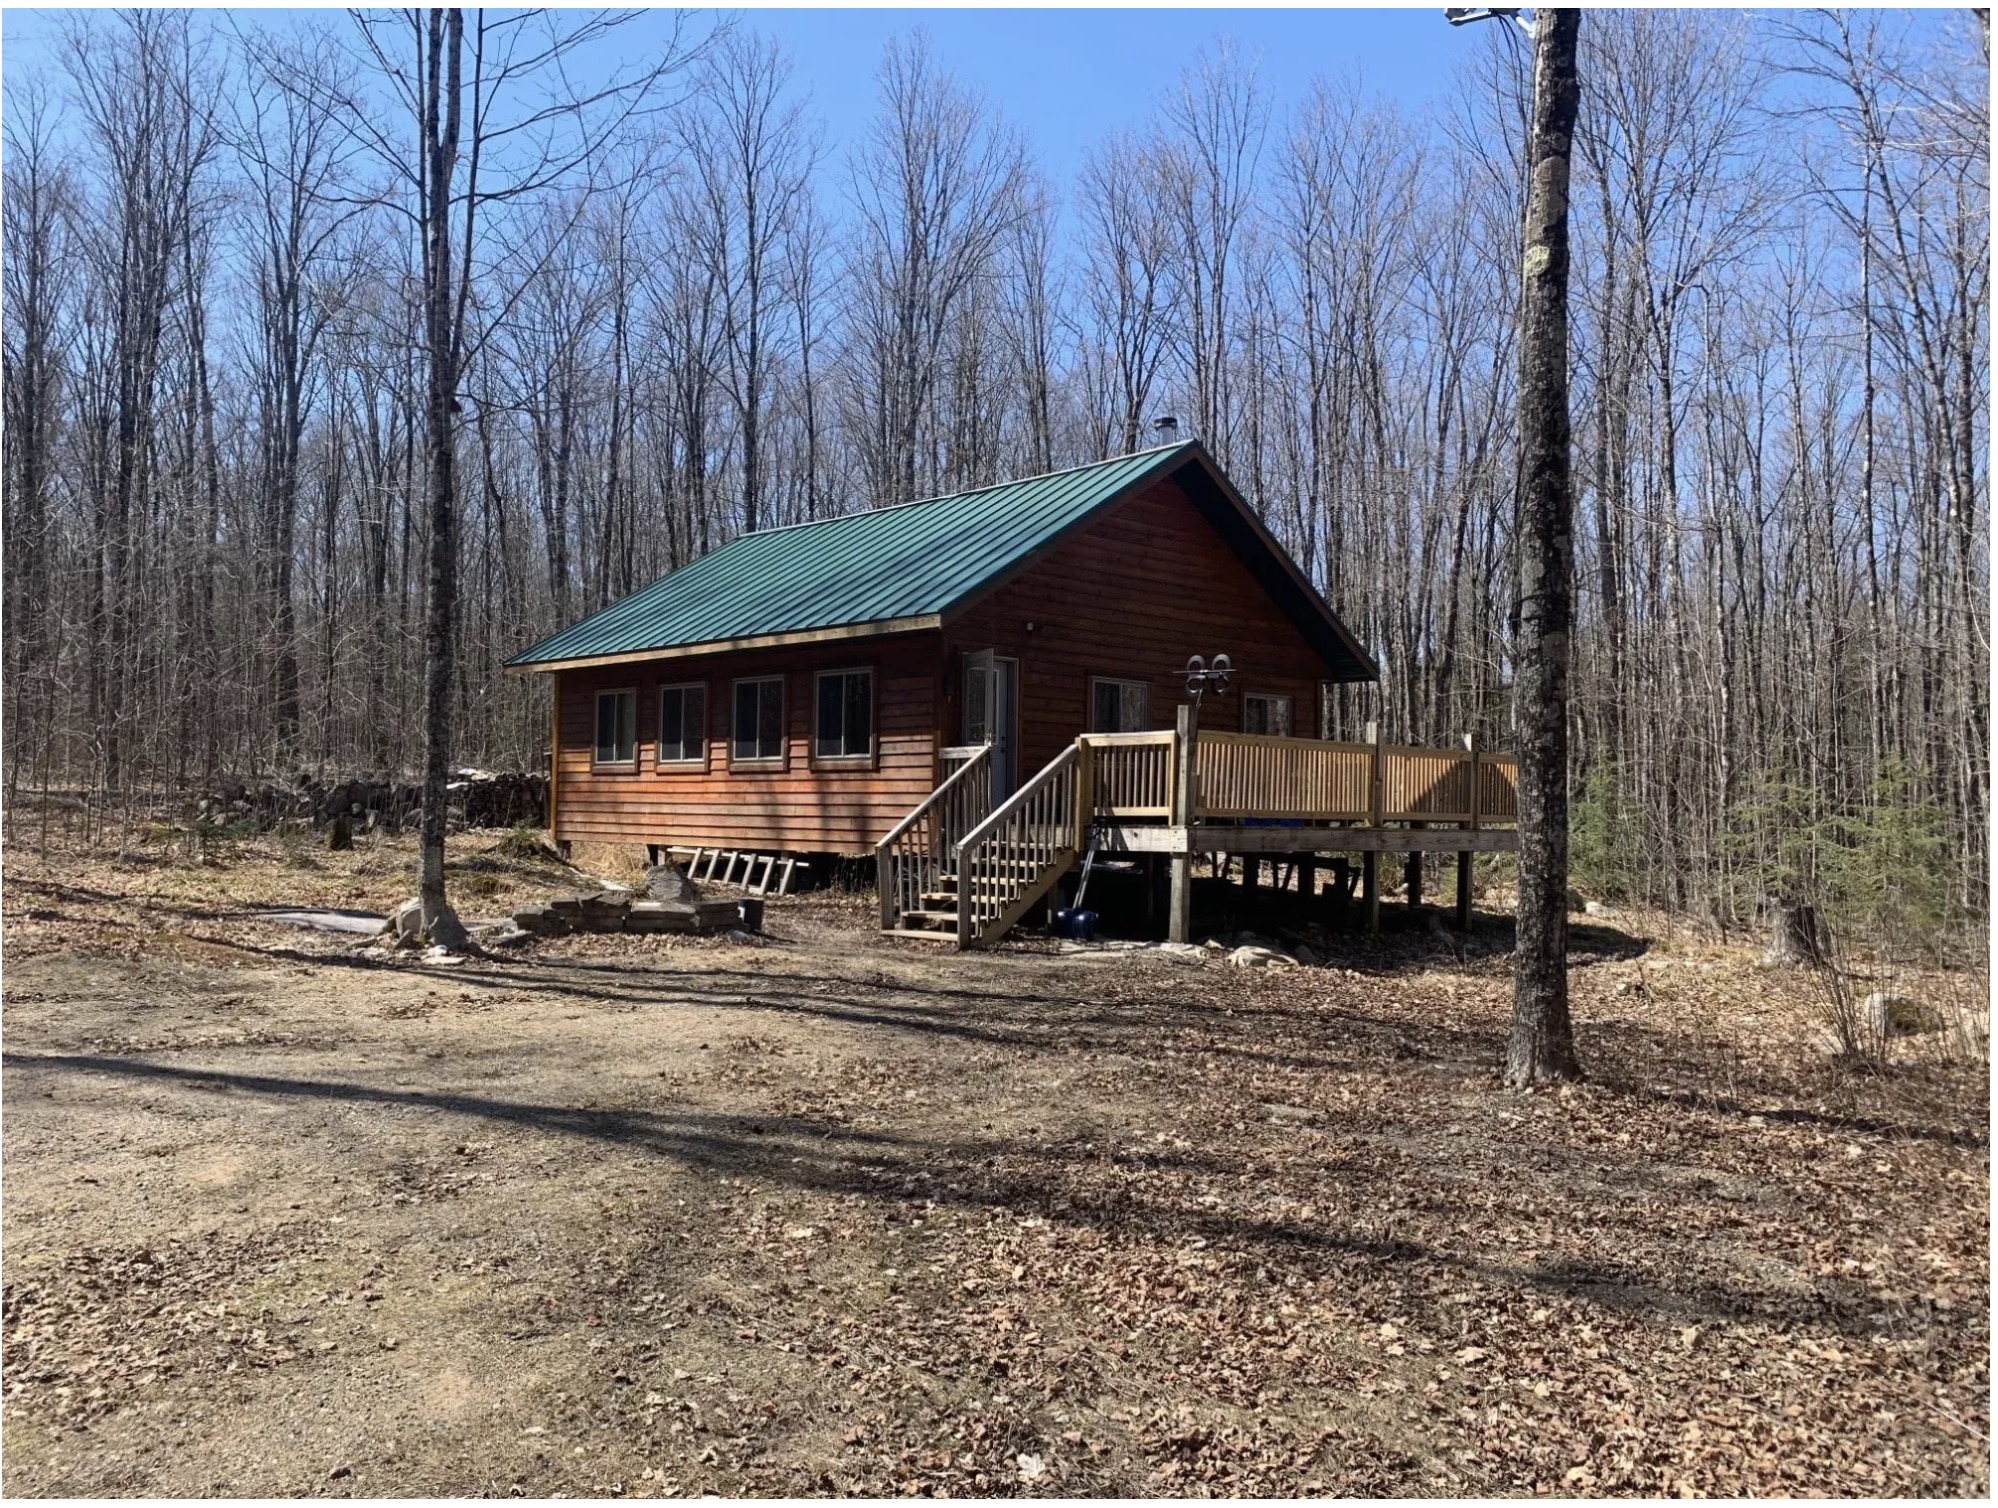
945 475 1334 774
552 636 941 853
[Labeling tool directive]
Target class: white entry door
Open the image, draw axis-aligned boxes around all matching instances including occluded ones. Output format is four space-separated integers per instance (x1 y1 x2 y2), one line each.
961 650 1019 802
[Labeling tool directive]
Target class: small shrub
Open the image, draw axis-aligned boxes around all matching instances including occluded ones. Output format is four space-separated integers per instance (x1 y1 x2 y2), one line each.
1808 935 1883 1066
1571 761 1641 902
276 823 320 868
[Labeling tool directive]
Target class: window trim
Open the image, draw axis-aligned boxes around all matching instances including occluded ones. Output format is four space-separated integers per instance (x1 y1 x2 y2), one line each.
1088 675 1154 735
591 685 640 771
1242 690 1296 739
811 664 878 771
654 680 709 771
728 674 789 771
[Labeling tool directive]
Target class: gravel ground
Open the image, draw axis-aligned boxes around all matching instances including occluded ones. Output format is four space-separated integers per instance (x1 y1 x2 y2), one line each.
1 832 1987 1497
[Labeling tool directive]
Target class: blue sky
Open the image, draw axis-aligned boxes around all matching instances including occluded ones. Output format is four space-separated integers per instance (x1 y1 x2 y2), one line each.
2 6 1477 189
738 6 1470 183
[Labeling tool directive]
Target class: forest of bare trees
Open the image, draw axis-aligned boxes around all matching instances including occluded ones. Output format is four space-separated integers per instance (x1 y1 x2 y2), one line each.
2 8 1987 936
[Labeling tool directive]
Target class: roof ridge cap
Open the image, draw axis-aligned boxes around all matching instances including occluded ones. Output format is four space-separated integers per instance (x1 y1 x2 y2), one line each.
713 442 1196 543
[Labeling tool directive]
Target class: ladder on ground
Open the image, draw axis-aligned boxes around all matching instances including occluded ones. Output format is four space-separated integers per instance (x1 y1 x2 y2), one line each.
675 847 799 897
877 742 1085 947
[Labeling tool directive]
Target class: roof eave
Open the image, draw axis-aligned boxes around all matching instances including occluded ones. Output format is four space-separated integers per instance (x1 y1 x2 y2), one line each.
504 613 945 674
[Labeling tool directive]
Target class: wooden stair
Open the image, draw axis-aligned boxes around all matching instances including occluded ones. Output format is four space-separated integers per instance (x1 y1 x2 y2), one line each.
879 743 1083 948
885 873 965 940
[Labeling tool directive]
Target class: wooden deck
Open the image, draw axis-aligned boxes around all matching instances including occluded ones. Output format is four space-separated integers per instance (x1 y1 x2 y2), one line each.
879 719 1517 946
1082 724 1516 834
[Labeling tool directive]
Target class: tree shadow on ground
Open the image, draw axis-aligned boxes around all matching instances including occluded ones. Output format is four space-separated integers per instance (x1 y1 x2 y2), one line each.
22 914 1975 1152
0 1048 1921 1344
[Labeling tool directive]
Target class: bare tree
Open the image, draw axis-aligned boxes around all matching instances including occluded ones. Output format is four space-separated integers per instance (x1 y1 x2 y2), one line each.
845 32 1026 504
340 6 704 941
234 21 362 765
1077 133 1179 457
1158 40 1269 461
683 31 817 535
1507 7 1585 1087
1 83 73 808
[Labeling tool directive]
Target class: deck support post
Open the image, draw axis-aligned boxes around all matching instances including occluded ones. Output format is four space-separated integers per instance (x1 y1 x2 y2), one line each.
1364 720 1384 935
1297 853 1316 900
1458 730 1480 932
1406 846 1423 910
1168 703 1198 944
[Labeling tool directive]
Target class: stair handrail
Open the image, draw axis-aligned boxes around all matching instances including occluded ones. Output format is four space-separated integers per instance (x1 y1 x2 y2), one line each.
875 743 991 929
955 742 1078 853
956 742 1083 946
877 742 991 855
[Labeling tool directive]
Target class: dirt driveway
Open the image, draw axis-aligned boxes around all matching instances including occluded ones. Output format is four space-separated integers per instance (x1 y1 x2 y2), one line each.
1 835 1987 1496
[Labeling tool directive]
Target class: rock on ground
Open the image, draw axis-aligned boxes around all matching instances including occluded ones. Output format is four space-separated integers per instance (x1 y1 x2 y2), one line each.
645 863 702 905
1866 992 1942 1037
389 898 423 948
1228 945 1297 969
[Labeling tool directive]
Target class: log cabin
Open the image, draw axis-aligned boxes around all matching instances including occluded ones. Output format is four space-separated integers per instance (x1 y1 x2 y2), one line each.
509 440 1516 945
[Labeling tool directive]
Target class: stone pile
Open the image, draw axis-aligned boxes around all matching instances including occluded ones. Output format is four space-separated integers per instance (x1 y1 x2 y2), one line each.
510 863 743 938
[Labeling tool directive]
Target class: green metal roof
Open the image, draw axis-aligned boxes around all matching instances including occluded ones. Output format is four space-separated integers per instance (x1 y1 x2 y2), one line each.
508 441 1377 681
509 444 1194 667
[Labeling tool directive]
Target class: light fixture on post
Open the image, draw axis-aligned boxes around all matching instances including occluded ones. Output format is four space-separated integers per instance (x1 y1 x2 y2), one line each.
1183 653 1232 713
1444 6 1534 35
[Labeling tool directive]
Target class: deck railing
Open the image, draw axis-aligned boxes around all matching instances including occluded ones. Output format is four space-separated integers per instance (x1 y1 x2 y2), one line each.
1084 730 1176 817
1196 732 1373 820
1075 727 1517 828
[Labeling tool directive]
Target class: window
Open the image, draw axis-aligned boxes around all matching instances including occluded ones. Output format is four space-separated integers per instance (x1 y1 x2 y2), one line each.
814 668 874 761
731 676 785 764
1244 693 1293 737
1091 677 1152 734
594 688 637 766
657 683 707 766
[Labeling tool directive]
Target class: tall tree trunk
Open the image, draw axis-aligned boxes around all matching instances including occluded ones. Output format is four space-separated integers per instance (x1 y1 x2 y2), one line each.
417 7 466 945
1507 7 1584 1087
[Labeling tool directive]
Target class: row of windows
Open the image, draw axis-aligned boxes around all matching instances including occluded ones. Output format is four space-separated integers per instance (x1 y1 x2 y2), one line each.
595 668 876 770
596 670 1296 770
